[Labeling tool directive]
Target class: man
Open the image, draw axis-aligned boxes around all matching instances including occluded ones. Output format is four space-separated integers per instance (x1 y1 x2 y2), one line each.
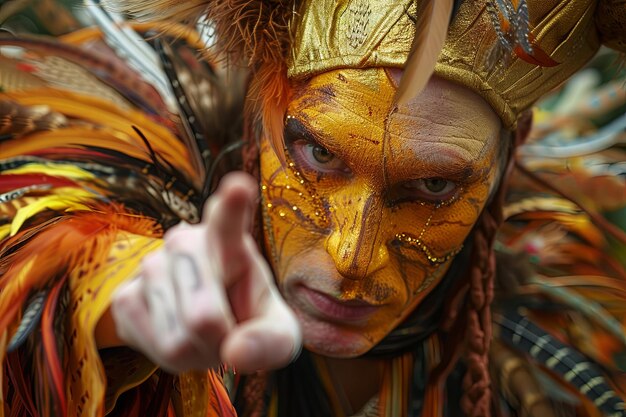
1 0 625 416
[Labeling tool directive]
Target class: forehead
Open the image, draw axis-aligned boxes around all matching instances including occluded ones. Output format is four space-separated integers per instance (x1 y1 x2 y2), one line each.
287 68 501 174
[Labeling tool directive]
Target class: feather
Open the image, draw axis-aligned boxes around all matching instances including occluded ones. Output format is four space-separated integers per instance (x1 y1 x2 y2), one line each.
0 259 35 342
83 0 177 111
113 0 289 171
207 370 237 417
0 35 170 117
202 139 246 199
395 0 454 106
525 278 626 348
2 162 97 182
0 174 75 194
503 197 579 220
521 112 626 158
144 372 174 416
5 350 40 417
115 0 295 70
512 0 532 54
0 206 161 342
6 290 48 353
491 341 561 417
514 33 559 67
0 100 67 139
486 0 513 54
485 0 559 71
40 278 67 416
495 311 626 417
59 21 206 51
515 161 626 246
9 189 94 236
106 0 207 26
0 184 53 205
152 37 210 175
1 91 196 177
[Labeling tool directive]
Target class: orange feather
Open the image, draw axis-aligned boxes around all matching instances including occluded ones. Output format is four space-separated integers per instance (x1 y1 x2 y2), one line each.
207 370 237 417
0 205 162 342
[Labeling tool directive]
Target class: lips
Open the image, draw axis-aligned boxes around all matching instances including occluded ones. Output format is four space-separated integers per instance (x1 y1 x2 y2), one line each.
296 285 381 324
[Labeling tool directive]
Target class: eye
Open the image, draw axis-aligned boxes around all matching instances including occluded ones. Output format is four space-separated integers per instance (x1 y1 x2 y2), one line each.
392 178 458 204
423 179 450 193
291 140 350 174
308 143 335 164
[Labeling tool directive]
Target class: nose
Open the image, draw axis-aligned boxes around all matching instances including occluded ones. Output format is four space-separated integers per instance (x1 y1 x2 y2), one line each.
324 191 390 280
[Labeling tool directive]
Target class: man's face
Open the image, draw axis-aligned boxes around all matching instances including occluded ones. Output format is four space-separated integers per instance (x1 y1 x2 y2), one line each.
260 68 502 357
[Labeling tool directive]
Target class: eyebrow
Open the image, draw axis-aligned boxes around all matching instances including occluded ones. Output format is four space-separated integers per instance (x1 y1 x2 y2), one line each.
411 154 479 183
284 115 484 183
284 116 330 147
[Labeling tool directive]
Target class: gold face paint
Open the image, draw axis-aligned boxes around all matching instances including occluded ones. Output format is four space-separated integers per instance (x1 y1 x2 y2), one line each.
260 68 502 357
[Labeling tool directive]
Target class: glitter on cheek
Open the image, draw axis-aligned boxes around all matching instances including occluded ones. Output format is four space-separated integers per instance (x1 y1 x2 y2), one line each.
259 134 341 280
260 148 332 234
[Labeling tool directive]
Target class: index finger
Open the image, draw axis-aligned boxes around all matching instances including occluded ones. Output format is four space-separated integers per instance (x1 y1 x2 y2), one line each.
203 172 259 282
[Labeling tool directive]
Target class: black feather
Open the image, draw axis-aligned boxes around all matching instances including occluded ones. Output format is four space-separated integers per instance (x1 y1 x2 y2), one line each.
7 290 48 352
496 310 626 417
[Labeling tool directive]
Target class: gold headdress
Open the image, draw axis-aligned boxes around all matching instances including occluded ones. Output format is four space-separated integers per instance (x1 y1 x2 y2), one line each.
123 0 625 129
288 0 626 128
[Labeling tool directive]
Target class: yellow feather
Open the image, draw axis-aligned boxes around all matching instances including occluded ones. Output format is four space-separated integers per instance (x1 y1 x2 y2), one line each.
0 224 10 241
3 162 97 181
0 258 35 333
10 189 93 236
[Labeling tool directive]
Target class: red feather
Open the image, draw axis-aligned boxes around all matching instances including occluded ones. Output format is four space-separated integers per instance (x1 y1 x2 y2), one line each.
40 278 68 416
0 174 77 193
514 34 559 67
6 351 40 417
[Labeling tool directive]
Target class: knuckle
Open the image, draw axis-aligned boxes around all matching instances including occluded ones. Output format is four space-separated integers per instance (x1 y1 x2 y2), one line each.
158 338 194 364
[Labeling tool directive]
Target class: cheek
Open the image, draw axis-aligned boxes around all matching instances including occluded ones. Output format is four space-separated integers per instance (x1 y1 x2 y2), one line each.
388 181 493 294
259 138 330 277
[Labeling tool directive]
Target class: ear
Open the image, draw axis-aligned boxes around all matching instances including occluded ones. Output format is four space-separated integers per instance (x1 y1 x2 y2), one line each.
515 110 533 147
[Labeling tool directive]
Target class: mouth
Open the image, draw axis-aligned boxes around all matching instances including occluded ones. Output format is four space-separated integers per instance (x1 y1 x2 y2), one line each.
295 285 382 324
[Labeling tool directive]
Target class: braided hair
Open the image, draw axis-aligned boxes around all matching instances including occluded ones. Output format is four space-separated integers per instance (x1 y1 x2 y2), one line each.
460 112 531 417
